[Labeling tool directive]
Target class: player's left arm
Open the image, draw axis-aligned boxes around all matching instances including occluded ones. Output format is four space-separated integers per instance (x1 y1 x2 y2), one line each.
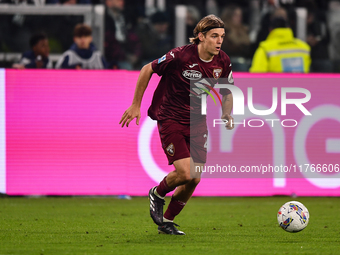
119 63 154 127
221 93 234 130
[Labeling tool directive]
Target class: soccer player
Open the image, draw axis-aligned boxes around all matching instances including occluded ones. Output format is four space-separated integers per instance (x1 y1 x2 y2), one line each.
120 14 234 235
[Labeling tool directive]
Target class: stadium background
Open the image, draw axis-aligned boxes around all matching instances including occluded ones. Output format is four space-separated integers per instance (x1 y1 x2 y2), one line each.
1 2 340 254
0 0 340 196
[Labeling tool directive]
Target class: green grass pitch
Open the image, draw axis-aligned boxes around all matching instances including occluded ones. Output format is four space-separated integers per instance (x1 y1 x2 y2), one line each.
0 196 339 255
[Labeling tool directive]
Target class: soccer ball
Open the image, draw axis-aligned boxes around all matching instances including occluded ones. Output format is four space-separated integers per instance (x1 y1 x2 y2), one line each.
277 201 309 232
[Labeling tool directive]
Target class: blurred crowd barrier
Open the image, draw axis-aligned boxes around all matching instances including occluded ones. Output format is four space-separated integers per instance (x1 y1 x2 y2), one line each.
1 0 340 72
0 5 104 66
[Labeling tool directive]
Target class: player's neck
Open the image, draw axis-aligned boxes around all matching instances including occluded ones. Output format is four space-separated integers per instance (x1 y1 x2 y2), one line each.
197 44 214 62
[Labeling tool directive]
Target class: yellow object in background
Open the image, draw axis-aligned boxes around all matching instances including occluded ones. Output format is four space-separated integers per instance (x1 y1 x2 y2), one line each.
250 28 311 73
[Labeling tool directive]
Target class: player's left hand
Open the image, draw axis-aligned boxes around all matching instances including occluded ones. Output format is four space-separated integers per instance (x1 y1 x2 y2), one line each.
221 113 234 130
119 104 141 127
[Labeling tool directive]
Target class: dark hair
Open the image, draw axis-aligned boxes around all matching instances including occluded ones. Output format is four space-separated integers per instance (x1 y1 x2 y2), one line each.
29 32 48 48
190 14 224 44
73 24 92 37
270 17 288 29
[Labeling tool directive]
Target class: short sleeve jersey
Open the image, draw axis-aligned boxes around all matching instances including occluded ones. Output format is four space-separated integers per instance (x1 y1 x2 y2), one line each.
148 44 234 125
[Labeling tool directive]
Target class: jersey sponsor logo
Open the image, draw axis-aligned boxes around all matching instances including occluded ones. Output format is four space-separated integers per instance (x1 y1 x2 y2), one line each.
158 55 166 64
228 71 234 84
213 68 222 79
189 63 198 68
182 70 202 80
166 143 175 156
170 51 175 58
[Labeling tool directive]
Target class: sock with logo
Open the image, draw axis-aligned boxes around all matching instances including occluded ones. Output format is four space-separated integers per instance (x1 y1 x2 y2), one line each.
163 196 186 221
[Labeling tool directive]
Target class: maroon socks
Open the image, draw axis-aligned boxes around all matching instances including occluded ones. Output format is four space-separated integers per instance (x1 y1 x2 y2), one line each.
156 176 175 198
164 196 186 221
155 176 186 221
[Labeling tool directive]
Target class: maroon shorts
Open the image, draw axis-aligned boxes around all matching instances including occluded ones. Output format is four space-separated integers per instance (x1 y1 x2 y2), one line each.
157 119 207 165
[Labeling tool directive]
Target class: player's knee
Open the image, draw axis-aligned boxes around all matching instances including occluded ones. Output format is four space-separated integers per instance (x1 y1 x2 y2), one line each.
178 175 200 186
176 171 192 184
186 177 200 188
180 174 192 184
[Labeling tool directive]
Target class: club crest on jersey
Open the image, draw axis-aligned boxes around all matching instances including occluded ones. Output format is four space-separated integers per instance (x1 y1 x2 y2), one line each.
213 68 222 79
166 143 175 156
158 54 166 64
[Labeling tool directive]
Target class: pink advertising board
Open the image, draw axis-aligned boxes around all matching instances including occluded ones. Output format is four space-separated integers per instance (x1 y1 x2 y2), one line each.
2 69 340 196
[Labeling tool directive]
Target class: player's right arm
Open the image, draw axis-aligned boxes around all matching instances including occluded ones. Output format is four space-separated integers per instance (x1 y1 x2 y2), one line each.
119 63 154 127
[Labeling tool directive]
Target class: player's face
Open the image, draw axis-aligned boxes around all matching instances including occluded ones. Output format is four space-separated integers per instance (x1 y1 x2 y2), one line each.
200 28 225 57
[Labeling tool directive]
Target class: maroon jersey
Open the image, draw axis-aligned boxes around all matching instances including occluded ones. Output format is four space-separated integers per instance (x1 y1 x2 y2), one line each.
148 44 234 125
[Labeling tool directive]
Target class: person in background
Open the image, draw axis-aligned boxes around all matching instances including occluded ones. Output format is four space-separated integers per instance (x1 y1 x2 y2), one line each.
252 6 288 53
137 11 173 66
251 0 296 56
12 32 52 69
221 4 251 58
249 17 311 73
104 0 140 69
303 0 332 72
56 24 107 69
186 5 201 40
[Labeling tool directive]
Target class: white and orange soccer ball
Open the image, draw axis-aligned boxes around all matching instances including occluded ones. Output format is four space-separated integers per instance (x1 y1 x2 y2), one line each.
277 201 309 232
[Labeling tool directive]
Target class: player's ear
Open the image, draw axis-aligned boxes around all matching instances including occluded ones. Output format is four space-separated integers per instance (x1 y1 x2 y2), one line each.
198 32 205 42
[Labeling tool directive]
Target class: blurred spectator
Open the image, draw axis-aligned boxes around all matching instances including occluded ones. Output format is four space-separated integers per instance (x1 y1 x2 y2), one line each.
12 32 52 69
56 24 107 69
253 7 289 53
186 5 201 40
221 4 251 58
137 11 172 66
252 0 297 55
249 17 311 73
104 0 141 70
303 0 332 72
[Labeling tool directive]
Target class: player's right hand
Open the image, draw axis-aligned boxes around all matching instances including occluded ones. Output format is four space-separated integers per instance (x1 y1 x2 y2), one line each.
221 113 234 130
119 105 141 127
